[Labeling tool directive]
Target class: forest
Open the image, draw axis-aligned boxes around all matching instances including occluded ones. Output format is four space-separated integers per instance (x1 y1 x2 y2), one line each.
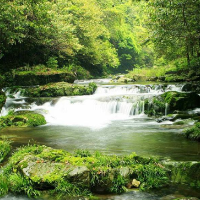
0 0 199 78
1 0 200 200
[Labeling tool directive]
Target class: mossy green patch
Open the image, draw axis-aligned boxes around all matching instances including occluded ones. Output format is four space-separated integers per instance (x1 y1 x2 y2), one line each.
1 145 169 198
22 82 97 97
0 111 46 128
184 122 200 141
144 91 200 117
0 91 6 113
0 139 11 163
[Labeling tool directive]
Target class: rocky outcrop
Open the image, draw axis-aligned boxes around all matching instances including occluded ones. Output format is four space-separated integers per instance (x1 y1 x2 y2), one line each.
1 145 170 197
163 161 200 188
1 144 200 198
11 82 97 97
144 91 200 117
184 122 200 141
0 111 46 128
182 82 200 93
5 72 76 86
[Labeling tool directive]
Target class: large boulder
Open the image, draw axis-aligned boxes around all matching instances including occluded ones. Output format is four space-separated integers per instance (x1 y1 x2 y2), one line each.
182 82 200 93
6 72 76 86
12 82 97 97
163 161 200 188
184 122 200 141
0 111 46 128
18 155 90 190
145 91 200 117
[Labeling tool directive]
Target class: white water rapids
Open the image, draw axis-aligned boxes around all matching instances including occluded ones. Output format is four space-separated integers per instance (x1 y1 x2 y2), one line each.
1 83 184 129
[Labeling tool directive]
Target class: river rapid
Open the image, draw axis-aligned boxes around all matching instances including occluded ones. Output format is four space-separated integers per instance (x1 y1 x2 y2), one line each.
1 79 200 199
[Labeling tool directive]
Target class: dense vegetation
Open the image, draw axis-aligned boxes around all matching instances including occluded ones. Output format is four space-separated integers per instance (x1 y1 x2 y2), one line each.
0 111 46 128
0 144 169 198
0 0 150 77
0 0 199 78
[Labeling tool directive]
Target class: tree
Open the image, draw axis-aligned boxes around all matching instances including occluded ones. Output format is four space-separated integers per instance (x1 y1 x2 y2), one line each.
146 0 200 68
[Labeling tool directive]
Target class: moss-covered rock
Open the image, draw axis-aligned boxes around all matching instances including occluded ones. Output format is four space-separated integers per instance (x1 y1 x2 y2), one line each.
144 91 200 117
162 91 200 111
0 111 46 128
0 145 169 198
5 71 76 86
0 91 6 113
184 122 200 141
20 82 97 97
182 82 200 93
164 75 186 82
163 161 200 188
0 140 11 163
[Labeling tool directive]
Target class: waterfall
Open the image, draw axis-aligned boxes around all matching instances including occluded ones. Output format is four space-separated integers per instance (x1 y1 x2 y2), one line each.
0 83 184 128
165 103 169 116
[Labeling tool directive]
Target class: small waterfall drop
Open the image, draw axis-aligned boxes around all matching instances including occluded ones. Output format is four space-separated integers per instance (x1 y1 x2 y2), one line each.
165 103 169 116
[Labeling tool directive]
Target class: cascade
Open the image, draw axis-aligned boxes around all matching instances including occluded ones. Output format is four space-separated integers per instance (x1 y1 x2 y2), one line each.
0 83 185 128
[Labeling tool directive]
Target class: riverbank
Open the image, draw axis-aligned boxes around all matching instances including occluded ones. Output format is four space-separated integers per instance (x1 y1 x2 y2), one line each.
0 143 200 199
113 66 200 83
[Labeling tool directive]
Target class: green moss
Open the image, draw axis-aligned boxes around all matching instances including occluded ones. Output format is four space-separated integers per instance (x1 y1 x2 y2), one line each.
1 144 169 197
0 111 46 128
0 91 6 113
0 139 11 163
164 75 186 82
184 122 200 141
173 121 185 125
165 161 200 188
0 174 9 197
22 82 97 97
144 91 200 117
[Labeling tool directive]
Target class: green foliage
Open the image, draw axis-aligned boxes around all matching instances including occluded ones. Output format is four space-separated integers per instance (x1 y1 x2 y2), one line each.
136 164 168 190
146 0 200 68
0 174 8 197
127 65 173 79
54 178 91 197
184 122 200 141
0 111 46 128
46 57 58 69
0 91 6 112
0 139 11 163
110 174 127 194
1 144 169 198
23 82 97 97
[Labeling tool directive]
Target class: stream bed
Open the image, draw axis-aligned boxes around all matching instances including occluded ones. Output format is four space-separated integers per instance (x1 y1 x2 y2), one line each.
1 79 200 199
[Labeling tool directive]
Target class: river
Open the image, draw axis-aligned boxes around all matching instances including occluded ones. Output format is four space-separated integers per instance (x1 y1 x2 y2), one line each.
1 79 200 199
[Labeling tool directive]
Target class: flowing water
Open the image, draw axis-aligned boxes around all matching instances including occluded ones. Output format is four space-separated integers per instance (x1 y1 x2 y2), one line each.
1 80 200 199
